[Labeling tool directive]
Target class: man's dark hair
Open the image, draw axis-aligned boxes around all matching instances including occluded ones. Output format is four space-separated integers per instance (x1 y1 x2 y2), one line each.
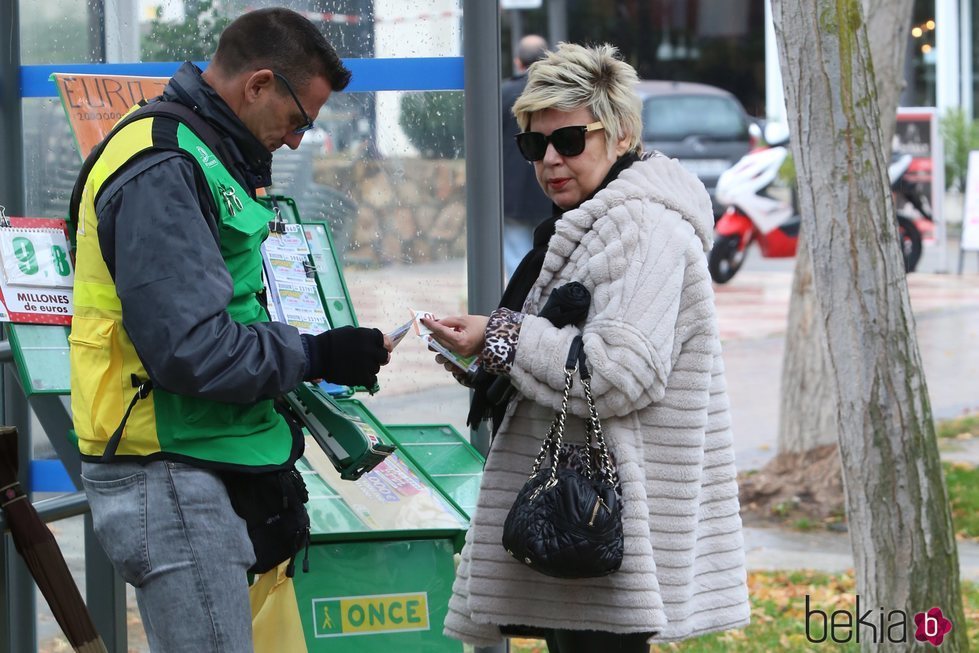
212 7 351 92
517 37 548 69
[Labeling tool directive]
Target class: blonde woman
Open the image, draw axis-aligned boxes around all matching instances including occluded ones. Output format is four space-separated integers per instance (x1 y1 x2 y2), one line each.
424 43 749 652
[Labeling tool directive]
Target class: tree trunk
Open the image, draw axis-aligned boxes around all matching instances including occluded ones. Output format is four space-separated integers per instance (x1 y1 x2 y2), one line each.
863 0 911 141
773 1 967 651
777 0 911 455
777 235 836 453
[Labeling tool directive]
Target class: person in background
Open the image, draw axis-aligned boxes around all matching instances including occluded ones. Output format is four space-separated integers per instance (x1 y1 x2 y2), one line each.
69 8 391 651
502 34 552 278
426 43 749 652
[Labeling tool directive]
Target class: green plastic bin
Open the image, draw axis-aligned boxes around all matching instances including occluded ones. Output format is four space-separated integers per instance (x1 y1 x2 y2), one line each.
275 402 482 652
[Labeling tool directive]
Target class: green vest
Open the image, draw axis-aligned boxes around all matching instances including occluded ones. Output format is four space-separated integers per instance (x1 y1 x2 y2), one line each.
70 111 296 469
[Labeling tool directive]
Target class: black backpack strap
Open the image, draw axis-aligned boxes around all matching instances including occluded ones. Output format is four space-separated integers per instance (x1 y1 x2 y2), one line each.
68 99 231 246
100 375 154 462
126 100 230 164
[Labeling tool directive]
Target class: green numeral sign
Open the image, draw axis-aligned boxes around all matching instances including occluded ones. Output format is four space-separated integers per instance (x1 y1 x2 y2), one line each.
12 237 39 274
52 245 71 276
10 237 71 277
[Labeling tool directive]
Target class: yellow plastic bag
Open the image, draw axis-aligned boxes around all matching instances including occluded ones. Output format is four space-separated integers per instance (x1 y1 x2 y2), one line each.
250 562 308 653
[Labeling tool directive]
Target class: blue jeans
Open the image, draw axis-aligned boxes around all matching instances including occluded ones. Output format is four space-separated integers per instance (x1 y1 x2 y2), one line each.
81 460 256 652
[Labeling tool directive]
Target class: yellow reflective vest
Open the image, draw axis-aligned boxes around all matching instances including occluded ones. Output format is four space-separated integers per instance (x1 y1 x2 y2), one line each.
70 108 296 469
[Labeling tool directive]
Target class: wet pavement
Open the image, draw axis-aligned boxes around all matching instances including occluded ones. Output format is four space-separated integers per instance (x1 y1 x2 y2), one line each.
717 271 979 471
714 234 979 471
743 526 979 581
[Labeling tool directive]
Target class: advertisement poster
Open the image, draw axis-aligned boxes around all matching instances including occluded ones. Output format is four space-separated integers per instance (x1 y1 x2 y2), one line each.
960 151 979 253
0 216 74 325
52 73 168 159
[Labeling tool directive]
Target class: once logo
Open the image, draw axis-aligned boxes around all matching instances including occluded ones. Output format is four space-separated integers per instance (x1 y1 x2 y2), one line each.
196 146 219 168
312 592 430 638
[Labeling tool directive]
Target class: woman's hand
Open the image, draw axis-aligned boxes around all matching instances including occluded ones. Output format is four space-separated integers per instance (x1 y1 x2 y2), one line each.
434 354 472 385
420 314 489 358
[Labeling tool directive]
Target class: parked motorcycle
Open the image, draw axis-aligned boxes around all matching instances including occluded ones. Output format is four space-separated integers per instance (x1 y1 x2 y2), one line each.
708 123 922 283
890 152 935 234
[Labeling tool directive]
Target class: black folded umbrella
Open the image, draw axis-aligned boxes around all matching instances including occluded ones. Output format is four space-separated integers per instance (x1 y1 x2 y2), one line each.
0 426 107 653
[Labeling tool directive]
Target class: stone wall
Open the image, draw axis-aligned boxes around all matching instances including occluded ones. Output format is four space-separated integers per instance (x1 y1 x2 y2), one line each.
313 158 467 267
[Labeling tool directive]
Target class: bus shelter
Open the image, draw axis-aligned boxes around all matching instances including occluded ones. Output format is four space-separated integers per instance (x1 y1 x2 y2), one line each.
0 1 505 651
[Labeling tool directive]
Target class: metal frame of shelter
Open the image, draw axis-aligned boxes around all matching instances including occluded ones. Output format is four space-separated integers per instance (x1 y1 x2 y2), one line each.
0 1 505 651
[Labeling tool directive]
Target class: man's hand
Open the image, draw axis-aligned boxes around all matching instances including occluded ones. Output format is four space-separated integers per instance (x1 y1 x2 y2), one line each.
420 314 489 358
302 326 391 387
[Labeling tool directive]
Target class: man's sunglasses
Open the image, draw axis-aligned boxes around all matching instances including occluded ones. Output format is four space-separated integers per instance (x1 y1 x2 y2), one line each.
515 121 605 161
272 72 315 134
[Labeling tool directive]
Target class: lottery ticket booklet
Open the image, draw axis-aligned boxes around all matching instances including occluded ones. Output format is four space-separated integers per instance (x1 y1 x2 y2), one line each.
409 309 479 375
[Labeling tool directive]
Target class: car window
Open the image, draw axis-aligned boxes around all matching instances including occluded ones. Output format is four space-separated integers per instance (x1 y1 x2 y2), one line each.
643 95 748 142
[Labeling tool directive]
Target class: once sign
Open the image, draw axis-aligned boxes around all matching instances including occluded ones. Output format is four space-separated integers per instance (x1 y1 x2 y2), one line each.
312 591 430 637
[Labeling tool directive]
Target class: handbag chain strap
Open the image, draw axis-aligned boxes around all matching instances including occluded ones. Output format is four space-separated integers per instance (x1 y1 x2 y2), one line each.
528 336 617 489
579 363 618 488
529 363 574 483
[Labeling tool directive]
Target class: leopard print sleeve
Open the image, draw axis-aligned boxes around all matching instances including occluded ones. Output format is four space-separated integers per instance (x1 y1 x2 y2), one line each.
482 307 525 376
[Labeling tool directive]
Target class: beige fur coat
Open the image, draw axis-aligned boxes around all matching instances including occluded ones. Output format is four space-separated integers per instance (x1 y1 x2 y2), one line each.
443 155 750 645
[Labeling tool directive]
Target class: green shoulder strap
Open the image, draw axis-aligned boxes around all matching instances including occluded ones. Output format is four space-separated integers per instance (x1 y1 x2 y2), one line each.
67 99 230 249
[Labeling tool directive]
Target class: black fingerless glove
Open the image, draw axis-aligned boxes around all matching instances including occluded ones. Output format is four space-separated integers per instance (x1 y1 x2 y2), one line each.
301 326 387 387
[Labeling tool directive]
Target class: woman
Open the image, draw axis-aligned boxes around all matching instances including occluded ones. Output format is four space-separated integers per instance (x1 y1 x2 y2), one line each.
425 43 749 652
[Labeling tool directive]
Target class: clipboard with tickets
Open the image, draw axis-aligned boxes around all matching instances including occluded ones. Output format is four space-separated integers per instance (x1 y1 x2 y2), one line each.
259 196 359 332
258 196 397 480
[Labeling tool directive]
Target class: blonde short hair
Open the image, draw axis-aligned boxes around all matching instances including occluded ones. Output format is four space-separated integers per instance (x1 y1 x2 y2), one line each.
512 42 643 156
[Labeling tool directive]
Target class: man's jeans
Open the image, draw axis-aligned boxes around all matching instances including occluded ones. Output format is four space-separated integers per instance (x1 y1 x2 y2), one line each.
82 460 256 652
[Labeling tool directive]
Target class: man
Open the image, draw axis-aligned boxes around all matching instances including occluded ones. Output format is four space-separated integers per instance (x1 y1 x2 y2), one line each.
501 34 551 277
69 8 391 651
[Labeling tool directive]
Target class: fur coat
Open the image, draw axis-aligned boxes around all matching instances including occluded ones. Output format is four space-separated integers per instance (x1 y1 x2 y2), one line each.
443 154 750 644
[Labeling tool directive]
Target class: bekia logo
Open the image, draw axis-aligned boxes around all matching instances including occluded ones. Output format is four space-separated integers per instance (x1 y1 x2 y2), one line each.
806 595 953 647
914 607 953 647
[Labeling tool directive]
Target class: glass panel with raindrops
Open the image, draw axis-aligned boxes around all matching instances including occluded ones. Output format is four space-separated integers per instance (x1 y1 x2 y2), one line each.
20 1 472 451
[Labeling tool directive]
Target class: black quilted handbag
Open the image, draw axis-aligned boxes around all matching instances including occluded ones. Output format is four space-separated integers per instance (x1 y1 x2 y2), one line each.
502 336 624 578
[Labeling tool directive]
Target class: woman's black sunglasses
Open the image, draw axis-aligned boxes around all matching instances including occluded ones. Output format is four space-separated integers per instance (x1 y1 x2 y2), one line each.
515 121 605 161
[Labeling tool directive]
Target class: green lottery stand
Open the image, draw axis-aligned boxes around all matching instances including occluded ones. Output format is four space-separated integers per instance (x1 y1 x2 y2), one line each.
251 198 484 653
4 198 483 652
8 86 484 651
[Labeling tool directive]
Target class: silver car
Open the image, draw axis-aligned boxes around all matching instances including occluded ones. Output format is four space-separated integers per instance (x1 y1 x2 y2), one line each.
638 80 755 218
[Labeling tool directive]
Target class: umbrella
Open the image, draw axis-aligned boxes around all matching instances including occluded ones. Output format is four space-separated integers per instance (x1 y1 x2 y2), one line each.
0 425 108 653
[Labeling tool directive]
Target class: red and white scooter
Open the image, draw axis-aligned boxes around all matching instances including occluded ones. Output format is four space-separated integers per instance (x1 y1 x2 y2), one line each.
708 123 922 283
